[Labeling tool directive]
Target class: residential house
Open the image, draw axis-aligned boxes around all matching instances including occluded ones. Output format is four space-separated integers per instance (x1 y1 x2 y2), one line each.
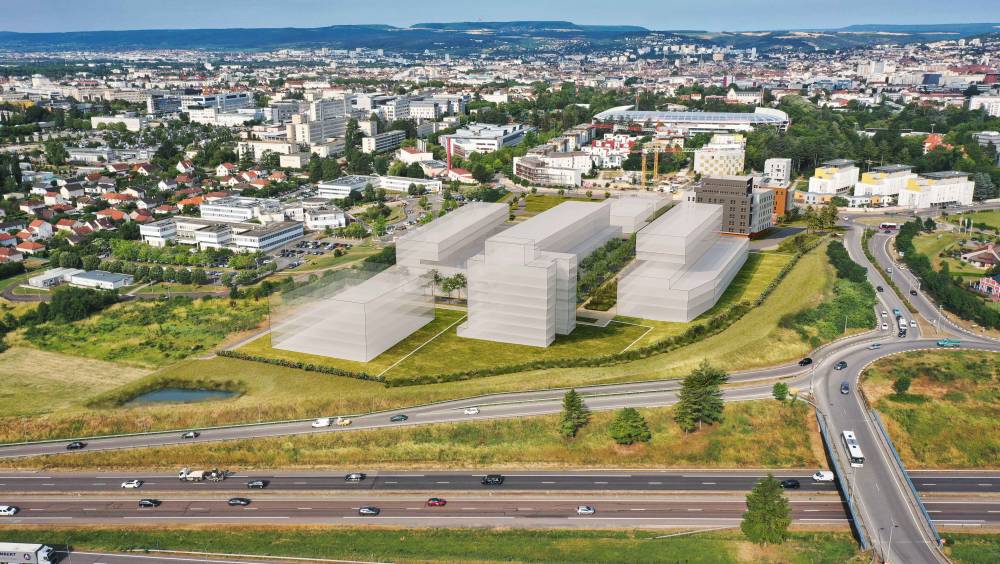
106 163 130 175
216 162 237 177
132 163 157 176
60 183 85 199
0 233 17 247
27 219 53 240
0 247 23 263
975 274 1000 299
18 200 46 214
16 241 45 255
176 160 195 175
961 244 1000 269
54 218 83 233
96 208 130 222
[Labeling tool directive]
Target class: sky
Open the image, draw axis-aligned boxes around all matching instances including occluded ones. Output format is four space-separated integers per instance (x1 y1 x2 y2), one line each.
3 0 998 33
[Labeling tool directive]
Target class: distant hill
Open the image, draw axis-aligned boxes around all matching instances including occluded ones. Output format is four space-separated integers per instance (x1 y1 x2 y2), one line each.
0 20 995 53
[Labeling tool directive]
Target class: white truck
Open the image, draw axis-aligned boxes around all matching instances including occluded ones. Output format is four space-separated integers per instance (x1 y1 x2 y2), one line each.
178 467 229 482
0 542 55 564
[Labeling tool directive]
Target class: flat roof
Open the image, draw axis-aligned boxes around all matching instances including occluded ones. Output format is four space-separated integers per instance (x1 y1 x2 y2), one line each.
643 203 719 238
334 266 422 304
593 106 788 125
872 164 913 173
72 270 132 283
923 171 969 179
820 159 856 167
490 201 605 247
398 202 506 246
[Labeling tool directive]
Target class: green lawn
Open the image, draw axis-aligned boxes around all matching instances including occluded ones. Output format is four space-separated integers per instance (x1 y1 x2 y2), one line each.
134 282 223 294
0 529 861 564
522 194 591 214
955 210 1000 230
911 232 984 280
618 251 793 346
297 241 381 271
242 307 649 381
11 297 267 368
862 350 1000 468
4 400 822 470
1 242 843 443
945 533 1000 564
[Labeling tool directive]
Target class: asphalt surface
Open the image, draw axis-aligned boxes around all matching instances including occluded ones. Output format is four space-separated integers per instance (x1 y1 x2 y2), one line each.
1 470 996 494
1 494 996 528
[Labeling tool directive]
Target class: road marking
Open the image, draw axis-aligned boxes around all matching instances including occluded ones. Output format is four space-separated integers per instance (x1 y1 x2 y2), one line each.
978 483 993 487
461 507 478 510
383 481 398 484
92 483 106 486
648 482 662 485
297 507 313 510
42 483 54 486
702 482 717 485
189 508 207 511
630 508 646 511
804 510 822 512
293 482 308 485
29 509 45 511
83 508 97 511
406 507 421 510
435 481 450 484
594 481 608 484
541 481 556 484
687 509 702 512
124 516 289 519
922 483 936 486
517 508 534 511
10 517 72 520
926 510 941 513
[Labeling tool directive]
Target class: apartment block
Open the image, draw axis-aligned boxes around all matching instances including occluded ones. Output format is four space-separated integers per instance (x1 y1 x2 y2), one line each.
361 130 407 154
441 123 535 160
691 175 770 236
896 171 975 209
808 159 860 195
617 203 748 322
458 201 621 347
693 134 746 177
763 158 792 183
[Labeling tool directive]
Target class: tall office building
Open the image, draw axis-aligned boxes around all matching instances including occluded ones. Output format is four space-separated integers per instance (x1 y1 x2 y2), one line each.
691 175 757 236
458 202 621 347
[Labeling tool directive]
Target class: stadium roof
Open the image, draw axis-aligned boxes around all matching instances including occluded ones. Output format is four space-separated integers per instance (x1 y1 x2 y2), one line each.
592 105 789 126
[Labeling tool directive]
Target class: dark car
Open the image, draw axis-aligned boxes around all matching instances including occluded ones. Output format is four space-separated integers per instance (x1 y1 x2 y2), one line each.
389 414 409 422
898 330 907 338
876 285 884 292
246 480 269 489
181 431 200 439
481 474 505 486
780 479 801 489
426 497 447 507
909 289 918 296
345 473 367 482
798 357 813 367
138 499 161 508
66 441 87 450
227 497 252 506
833 361 848 371
358 506 380 516
840 381 850 395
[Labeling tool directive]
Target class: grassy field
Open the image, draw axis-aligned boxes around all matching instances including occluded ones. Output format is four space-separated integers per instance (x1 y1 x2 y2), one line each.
10 297 267 368
862 350 1000 469
3 400 822 470
945 533 1000 564
522 194 591 215
910 231 988 280
245 307 649 381
955 210 1000 230
1 242 845 443
0 347 151 418
619 251 793 346
0 528 862 564
297 241 381 272
133 282 224 294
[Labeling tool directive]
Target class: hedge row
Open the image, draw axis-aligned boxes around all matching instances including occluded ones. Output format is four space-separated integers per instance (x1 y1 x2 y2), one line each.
224 239 824 387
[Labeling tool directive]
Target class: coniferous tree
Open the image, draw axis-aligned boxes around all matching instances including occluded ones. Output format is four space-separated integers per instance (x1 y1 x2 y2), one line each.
559 389 590 438
674 360 728 432
741 474 792 545
609 407 651 445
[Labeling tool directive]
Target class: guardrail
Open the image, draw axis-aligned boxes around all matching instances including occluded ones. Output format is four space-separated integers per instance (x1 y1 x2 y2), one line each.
815 410 870 551
869 409 943 545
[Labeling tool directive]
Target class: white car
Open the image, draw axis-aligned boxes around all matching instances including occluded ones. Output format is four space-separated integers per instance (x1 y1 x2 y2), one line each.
463 407 480 415
812 471 835 482
910 320 917 328
576 505 596 515
311 417 332 428
881 322 889 331
0 505 19 516
881 310 888 318
121 479 143 489
335 416 352 426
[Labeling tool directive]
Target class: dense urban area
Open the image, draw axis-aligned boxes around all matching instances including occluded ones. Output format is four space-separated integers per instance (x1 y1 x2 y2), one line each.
0 13 999 564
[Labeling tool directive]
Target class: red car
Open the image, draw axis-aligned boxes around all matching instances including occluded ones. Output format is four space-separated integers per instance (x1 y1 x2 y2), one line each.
426 497 447 507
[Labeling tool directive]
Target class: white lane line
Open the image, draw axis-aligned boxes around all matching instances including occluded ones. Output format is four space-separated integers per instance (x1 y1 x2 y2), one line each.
124 516 289 519
293 482 308 485
82 508 97 511
978 483 993 487
630 508 646 511
594 481 608 484
702 482 717 485
922 483 937 486
342 516 515 520
383 481 398 484
648 482 662 485
541 481 556 484
926 510 941 514
405 507 421 510
517 508 534 511
435 481 449 484
10 517 73 520
687 509 702 512
461 507 479 510
296 507 313 510
29 509 45 511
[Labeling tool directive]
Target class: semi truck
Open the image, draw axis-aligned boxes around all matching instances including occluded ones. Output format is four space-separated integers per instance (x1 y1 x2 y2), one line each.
178 467 229 482
0 542 55 564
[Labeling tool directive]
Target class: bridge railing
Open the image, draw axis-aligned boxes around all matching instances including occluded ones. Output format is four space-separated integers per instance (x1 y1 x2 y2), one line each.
815 410 870 551
869 409 943 545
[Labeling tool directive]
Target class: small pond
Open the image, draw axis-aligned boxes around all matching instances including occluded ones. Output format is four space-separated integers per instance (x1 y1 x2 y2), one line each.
125 388 237 406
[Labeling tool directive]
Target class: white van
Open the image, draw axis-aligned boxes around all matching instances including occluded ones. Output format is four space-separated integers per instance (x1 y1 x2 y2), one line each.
812 470 835 482
311 417 331 428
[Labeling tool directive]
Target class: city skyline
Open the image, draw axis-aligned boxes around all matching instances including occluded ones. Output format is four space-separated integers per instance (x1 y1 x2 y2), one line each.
3 0 998 33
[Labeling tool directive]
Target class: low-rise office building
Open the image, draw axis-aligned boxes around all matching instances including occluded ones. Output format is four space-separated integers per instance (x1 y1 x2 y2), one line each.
808 159 860 195
361 130 407 154
69 270 134 290
896 171 975 209
140 217 303 252
617 203 748 322
200 196 284 224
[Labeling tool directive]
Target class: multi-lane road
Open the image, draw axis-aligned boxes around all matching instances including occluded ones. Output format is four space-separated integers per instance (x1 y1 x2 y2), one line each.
0 470 996 494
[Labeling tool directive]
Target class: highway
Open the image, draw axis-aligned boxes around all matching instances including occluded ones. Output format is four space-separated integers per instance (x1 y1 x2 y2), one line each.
1 470 997 494
2 494 996 528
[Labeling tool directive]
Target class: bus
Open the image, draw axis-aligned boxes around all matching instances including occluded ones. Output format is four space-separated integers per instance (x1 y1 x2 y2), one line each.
841 430 865 468
879 222 898 230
